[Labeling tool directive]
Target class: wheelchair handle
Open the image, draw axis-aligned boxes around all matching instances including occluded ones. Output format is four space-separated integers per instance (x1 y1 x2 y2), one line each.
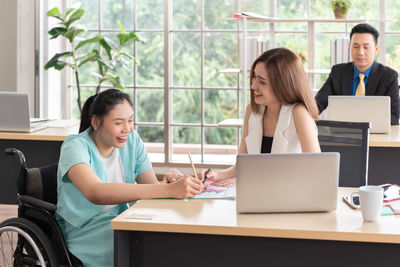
4 148 26 169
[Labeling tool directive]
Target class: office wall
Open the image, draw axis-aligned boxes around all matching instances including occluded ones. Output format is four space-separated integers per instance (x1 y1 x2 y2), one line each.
0 0 17 92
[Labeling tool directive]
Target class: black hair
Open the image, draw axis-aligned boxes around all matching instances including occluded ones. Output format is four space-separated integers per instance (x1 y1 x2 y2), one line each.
79 88 133 133
350 23 379 44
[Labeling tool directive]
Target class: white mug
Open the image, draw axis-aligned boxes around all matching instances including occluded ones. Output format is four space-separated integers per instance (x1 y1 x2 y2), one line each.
359 185 384 222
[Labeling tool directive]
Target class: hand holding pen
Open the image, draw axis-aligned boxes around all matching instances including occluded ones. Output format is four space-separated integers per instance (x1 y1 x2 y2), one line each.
203 167 212 184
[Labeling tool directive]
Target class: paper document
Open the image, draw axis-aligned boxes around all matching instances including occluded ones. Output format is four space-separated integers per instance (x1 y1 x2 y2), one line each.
381 184 400 215
194 185 236 199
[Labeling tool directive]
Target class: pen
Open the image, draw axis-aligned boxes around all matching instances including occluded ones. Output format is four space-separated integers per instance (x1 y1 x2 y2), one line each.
203 167 212 184
187 152 198 180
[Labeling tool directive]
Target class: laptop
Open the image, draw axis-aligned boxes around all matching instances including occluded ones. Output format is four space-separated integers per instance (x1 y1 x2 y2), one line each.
236 153 339 213
328 96 390 134
0 92 47 132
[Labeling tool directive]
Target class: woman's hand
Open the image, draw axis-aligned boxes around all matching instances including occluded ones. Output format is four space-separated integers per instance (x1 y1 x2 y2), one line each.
199 169 236 187
162 168 184 183
169 175 204 198
198 169 217 187
210 177 236 187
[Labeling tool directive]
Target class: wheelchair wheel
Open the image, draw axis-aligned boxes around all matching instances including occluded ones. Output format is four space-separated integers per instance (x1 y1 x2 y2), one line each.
0 217 57 267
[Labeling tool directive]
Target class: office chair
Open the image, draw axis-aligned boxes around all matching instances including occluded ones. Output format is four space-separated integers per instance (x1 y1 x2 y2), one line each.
316 120 370 187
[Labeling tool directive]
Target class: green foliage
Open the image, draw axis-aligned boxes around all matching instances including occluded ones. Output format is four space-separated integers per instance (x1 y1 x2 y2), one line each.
44 7 139 112
66 0 400 150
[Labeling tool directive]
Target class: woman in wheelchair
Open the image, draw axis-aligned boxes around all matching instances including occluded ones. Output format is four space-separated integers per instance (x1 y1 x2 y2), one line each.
55 88 203 266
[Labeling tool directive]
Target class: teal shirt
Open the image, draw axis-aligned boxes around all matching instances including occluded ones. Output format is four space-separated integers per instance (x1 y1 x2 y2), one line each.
55 127 152 267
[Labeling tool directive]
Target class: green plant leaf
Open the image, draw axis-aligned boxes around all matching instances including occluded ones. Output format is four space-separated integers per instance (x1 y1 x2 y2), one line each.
116 33 129 47
117 31 140 47
99 38 112 60
53 61 68 70
96 57 113 69
64 27 84 43
98 75 123 89
44 52 72 70
120 51 134 59
65 8 85 28
65 8 75 18
48 27 67 39
116 57 131 71
104 37 119 50
128 32 140 42
46 7 63 20
117 20 126 33
75 34 103 50
77 51 99 67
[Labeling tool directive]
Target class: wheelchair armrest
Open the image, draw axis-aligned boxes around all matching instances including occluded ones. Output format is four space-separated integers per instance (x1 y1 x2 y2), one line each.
20 195 57 213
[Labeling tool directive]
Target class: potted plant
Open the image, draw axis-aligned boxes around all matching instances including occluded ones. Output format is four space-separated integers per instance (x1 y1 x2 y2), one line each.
44 7 139 113
329 0 352 19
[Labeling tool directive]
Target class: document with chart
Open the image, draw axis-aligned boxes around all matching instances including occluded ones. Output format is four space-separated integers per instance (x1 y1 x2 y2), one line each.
194 185 236 199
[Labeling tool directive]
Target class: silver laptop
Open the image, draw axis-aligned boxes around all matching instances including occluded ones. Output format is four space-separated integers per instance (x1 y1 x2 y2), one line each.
236 153 339 213
328 96 390 134
0 92 47 132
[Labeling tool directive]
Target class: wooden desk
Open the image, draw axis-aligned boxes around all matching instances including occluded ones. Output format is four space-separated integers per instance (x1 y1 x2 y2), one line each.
370 125 400 147
111 188 400 267
0 122 79 204
0 125 79 142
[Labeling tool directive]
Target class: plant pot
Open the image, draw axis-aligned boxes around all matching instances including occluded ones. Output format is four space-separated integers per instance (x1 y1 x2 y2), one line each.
333 7 348 19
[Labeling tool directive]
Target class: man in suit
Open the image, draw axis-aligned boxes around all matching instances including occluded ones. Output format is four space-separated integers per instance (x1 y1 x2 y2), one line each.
315 23 399 125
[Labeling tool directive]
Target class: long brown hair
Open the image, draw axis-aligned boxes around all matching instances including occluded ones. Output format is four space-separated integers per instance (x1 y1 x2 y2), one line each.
249 47 319 120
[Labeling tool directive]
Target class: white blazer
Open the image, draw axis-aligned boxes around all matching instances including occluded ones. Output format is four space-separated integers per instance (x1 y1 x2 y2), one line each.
245 104 301 154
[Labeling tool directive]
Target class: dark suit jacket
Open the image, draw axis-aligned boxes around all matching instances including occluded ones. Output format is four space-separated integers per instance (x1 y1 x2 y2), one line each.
315 61 399 125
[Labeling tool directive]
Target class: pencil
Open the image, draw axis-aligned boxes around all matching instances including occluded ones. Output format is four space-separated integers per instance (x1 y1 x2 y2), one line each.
187 152 198 180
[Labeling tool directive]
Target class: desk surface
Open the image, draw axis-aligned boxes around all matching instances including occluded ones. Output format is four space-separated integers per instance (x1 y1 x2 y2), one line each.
2 120 400 147
0 120 79 141
111 188 400 244
369 125 400 147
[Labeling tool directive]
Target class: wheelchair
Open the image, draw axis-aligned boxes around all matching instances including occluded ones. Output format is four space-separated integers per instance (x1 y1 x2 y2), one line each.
0 148 82 266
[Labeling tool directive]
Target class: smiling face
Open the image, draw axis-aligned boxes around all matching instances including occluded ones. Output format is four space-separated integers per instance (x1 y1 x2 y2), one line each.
251 62 279 106
350 33 379 72
92 99 134 156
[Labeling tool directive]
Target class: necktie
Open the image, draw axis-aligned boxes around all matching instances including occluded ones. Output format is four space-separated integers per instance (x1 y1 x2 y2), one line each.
355 73 365 96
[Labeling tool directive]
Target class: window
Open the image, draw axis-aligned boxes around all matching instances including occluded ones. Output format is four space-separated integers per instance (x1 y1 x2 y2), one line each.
61 0 399 166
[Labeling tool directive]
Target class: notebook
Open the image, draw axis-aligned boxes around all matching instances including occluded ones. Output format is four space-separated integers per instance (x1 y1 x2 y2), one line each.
0 92 47 132
328 96 390 134
236 153 339 213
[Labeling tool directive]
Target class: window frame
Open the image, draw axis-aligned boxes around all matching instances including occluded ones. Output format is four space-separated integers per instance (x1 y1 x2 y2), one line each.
47 0 398 168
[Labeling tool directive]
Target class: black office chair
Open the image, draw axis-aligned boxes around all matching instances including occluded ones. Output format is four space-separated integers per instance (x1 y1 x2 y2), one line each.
316 120 371 187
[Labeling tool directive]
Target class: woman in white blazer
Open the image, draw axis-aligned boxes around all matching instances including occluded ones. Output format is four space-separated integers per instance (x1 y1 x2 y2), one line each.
203 47 321 186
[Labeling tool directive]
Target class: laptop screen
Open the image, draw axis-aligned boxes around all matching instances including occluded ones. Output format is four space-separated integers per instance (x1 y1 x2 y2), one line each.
328 96 390 134
0 92 32 132
236 153 339 213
